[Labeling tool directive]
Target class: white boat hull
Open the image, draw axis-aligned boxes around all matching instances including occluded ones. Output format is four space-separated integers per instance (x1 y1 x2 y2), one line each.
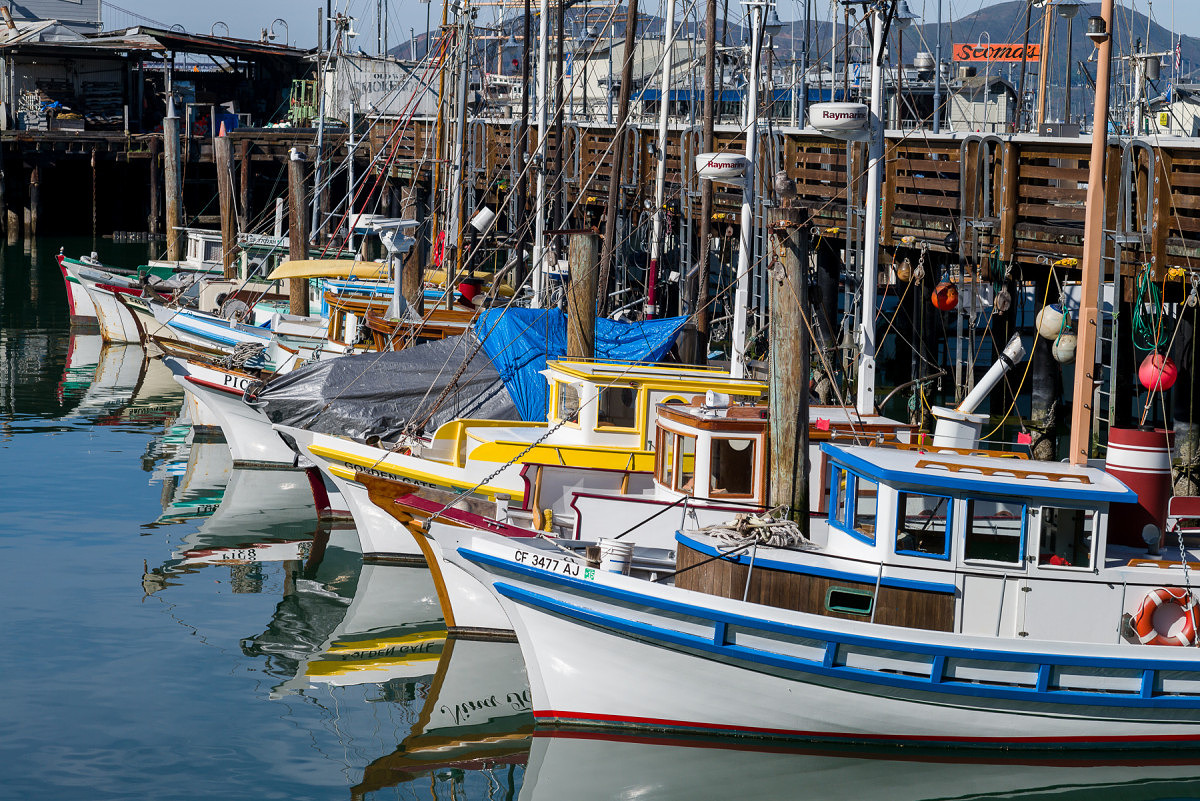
76 276 144 343
164 357 295 466
279 424 423 559
451 530 1200 747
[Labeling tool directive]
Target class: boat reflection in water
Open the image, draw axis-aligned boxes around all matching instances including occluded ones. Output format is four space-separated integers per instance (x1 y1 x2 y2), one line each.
353 638 533 800
519 731 1200 801
67 339 182 427
244 560 445 698
149 433 233 527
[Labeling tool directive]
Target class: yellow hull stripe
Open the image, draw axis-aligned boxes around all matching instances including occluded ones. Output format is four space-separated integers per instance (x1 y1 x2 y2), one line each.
308 444 519 500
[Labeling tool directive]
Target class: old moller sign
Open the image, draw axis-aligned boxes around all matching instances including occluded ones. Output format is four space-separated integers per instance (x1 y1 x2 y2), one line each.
695 153 749 183
953 43 1041 62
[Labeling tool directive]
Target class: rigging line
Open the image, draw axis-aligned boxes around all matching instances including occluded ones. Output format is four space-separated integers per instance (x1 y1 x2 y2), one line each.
320 36 457 254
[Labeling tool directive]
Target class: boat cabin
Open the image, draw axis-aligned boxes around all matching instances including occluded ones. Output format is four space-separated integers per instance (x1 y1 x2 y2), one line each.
650 400 914 511
674 442 1177 646
415 362 766 486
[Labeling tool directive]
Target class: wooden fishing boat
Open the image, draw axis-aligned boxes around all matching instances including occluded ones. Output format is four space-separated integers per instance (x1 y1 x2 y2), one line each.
285 361 768 567
436 428 1200 746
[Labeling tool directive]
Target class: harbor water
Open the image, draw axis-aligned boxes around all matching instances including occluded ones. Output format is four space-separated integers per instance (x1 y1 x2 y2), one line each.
6 237 1200 800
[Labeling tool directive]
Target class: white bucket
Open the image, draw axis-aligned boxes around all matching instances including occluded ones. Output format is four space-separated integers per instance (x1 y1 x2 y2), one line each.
598 538 634 575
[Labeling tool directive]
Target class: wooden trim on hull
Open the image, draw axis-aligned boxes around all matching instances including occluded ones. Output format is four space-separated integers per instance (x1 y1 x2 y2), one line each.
675 542 956 632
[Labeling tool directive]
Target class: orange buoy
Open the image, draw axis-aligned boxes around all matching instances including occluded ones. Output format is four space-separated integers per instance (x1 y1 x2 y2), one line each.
931 281 959 311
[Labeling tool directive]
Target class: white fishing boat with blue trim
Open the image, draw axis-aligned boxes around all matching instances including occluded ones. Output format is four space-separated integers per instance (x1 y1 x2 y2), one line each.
439 424 1200 746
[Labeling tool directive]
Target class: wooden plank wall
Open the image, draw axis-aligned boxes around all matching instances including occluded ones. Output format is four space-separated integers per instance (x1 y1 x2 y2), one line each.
366 119 1200 278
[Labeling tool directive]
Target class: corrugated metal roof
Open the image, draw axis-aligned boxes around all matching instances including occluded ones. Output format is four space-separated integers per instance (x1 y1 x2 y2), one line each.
0 23 311 58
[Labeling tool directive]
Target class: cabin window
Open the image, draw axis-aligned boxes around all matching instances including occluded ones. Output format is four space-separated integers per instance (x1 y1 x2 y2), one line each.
829 466 850 529
710 437 756 497
556 382 580 422
1036 507 1095 569
676 433 697 492
895 492 952 559
852 477 879 543
965 499 1026 565
597 385 638 429
656 427 676 488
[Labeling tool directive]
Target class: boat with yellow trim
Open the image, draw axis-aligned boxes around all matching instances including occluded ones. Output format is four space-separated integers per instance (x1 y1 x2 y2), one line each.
277 359 768 562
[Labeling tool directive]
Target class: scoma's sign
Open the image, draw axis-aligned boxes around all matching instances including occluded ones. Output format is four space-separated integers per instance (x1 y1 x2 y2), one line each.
953 43 1040 62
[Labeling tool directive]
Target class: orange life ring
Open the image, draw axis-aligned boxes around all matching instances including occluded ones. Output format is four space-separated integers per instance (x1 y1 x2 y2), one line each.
1132 586 1198 646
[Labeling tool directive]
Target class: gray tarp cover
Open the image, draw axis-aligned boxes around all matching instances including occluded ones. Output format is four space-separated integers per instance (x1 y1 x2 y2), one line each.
256 333 519 441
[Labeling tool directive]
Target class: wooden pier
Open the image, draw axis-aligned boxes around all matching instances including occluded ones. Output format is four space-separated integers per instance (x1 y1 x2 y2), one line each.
366 117 1200 292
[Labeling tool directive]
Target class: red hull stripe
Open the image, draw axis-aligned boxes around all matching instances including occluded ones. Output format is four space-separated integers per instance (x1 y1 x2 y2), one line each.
534 710 1200 745
96 283 143 297
185 375 246 397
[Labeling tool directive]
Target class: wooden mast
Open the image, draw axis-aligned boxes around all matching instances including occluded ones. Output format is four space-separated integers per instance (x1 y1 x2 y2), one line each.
1035 2 1053 131
596 0 641 316
1068 0 1114 466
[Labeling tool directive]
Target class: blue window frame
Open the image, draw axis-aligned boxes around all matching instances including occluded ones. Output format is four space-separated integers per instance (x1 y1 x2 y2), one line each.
828 464 877 545
895 491 953 560
964 498 1027 566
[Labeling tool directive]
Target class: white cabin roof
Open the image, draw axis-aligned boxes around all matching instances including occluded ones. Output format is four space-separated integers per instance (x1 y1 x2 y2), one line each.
824 443 1135 504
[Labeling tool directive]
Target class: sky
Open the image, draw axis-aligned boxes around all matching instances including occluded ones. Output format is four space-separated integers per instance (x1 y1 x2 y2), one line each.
104 0 1200 49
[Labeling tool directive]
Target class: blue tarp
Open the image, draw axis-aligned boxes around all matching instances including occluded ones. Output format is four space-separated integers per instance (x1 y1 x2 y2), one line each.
473 308 688 421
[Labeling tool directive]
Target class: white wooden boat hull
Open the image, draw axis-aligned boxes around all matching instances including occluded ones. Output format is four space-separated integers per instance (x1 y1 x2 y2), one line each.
59 259 99 323
149 302 275 351
278 424 423 560
450 530 1200 748
164 357 295 466
74 274 144 343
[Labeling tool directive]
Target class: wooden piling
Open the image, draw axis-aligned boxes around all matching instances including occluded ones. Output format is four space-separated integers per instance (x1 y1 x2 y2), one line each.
27 158 40 238
164 115 182 261
566 231 599 359
238 140 251 232
401 181 425 315
767 206 811 531
287 148 310 315
148 136 161 237
214 131 238 278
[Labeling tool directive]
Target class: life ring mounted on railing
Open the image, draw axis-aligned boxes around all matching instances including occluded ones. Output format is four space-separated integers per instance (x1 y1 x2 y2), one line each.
1132 586 1199 646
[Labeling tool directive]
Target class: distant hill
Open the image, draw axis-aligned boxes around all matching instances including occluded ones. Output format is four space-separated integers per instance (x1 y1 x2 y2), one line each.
393 1 1200 86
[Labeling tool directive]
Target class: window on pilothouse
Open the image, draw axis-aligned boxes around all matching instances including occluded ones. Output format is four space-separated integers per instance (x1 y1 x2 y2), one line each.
1036 506 1095 569
556 382 580 422
596 385 638 429
830 466 850 529
656 428 676 488
675 433 697 493
829 467 878 544
710 437 756 497
852 476 879 543
895 492 952 559
964 498 1026 565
